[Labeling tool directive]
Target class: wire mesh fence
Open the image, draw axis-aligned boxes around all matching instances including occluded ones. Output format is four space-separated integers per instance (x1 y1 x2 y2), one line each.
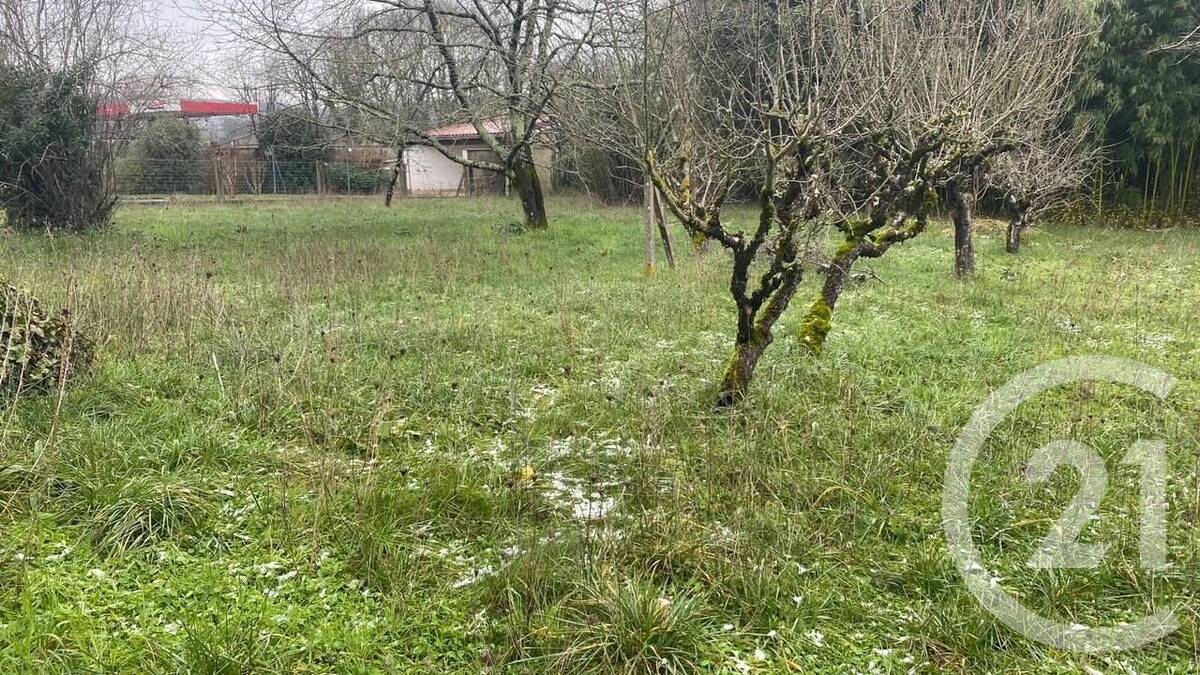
113 158 397 198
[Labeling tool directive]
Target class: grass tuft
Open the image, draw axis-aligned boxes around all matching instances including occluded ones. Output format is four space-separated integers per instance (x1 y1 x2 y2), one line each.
77 473 213 553
546 578 715 674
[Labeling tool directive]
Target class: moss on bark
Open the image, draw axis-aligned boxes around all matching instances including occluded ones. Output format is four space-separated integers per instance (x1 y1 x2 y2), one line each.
797 295 833 356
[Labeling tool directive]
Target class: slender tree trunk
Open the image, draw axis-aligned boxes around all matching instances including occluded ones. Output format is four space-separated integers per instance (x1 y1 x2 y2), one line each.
1166 142 1176 213
385 148 406 207
643 181 657 276
717 303 772 408
512 152 549 230
1143 158 1153 217
1151 154 1161 214
1006 211 1027 254
1183 141 1196 214
947 178 976 277
653 188 676 269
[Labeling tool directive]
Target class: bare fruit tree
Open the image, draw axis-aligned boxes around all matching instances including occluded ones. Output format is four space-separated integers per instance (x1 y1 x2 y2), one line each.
905 0 1092 277
213 0 601 229
588 1 976 406
584 0 847 406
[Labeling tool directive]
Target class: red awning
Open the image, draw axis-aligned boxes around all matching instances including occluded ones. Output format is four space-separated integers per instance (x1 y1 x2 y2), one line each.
98 102 131 119
98 100 259 120
179 100 259 117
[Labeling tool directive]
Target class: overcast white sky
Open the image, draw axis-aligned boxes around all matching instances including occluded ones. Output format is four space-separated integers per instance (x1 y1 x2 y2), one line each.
153 0 234 96
155 0 208 34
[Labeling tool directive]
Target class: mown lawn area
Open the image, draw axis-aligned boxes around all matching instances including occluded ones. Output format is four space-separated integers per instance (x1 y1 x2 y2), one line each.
1 197 1197 673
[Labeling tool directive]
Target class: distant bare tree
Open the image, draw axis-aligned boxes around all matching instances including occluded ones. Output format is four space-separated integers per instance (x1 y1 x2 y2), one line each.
212 0 602 229
228 54 325 121
0 0 182 105
989 127 1101 254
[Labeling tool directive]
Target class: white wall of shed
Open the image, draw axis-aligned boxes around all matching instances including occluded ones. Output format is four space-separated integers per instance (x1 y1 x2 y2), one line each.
404 145 466 194
402 142 555 195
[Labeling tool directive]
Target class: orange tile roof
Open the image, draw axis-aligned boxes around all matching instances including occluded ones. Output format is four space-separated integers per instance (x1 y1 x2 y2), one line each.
425 120 508 140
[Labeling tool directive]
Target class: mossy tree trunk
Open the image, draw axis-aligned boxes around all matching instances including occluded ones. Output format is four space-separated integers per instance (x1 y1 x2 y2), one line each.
645 137 822 408
798 246 859 355
948 178 976 277
711 179 809 408
717 305 772 408
798 211 931 357
716 270 804 407
512 151 549 230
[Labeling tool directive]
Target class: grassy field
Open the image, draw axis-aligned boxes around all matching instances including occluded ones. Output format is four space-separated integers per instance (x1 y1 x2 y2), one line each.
1 197 1198 673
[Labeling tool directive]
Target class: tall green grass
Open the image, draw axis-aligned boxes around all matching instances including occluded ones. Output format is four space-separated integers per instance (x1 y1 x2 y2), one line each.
0 198 1196 672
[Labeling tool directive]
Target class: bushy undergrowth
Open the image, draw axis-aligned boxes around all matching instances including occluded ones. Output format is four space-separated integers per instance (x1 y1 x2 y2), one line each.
1 280 92 403
0 198 1197 672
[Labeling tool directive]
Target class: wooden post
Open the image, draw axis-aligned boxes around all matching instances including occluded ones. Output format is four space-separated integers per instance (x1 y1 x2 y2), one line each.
315 161 325 196
653 188 676 270
214 156 225 202
398 151 409 197
643 180 657 277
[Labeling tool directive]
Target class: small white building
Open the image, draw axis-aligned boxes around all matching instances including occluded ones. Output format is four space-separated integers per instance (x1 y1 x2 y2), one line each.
403 120 553 196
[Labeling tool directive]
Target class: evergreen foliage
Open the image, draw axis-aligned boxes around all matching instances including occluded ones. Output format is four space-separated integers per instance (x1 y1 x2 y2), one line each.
255 111 331 191
1078 0 1200 215
118 117 206 194
0 67 115 232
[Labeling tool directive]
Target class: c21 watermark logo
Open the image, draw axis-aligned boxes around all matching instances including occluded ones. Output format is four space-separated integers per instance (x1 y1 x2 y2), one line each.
942 357 1179 653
